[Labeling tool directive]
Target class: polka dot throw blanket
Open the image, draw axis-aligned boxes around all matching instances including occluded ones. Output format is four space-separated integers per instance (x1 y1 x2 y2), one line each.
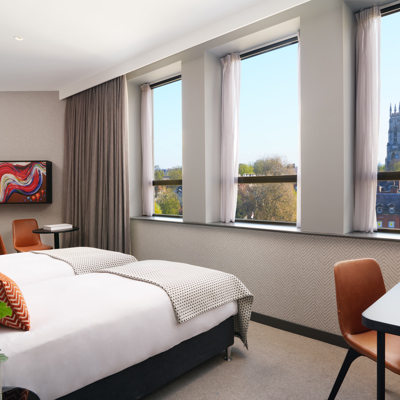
100 260 254 348
33 247 137 274
34 248 253 348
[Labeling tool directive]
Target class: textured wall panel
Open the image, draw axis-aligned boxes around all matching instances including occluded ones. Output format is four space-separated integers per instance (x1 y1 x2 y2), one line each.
131 219 400 335
0 92 66 251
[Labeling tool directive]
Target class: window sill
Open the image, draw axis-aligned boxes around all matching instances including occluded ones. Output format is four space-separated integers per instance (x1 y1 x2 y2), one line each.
130 217 400 242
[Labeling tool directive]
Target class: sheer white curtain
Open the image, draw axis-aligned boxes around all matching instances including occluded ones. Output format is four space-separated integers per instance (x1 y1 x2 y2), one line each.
220 53 241 223
141 83 154 216
296 32 301 229
354 6 381 232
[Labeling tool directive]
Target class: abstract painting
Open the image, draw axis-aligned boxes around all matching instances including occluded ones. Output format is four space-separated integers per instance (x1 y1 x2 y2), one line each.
0 161 52 204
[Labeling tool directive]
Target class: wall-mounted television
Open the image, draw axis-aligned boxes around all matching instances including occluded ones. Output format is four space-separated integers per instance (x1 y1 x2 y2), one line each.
0 161 52 204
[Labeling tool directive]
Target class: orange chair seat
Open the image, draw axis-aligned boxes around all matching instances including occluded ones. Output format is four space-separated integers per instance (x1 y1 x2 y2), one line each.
14 244 53 253
12 219 53 253
346 331 400 375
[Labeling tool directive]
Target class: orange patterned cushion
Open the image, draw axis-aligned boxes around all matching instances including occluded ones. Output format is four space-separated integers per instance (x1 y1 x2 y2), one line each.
0 273 30 330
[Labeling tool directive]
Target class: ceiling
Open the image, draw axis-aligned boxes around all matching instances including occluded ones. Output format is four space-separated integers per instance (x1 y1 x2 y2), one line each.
1 0 308 95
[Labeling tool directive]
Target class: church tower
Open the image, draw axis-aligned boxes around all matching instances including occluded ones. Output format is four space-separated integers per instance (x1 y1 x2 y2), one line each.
385 103 400 170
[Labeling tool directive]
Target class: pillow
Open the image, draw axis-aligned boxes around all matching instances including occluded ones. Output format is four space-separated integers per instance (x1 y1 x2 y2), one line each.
0 273 30 330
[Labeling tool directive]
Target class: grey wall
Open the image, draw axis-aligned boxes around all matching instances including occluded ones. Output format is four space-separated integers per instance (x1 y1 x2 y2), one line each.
131 219 400 336
0 92 66 252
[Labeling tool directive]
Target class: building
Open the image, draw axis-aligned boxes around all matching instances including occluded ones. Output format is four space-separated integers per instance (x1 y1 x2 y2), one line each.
385 104 400 170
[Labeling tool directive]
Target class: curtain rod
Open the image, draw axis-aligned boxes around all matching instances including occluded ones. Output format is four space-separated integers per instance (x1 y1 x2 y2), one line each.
149 74 181 90
240 35 298 60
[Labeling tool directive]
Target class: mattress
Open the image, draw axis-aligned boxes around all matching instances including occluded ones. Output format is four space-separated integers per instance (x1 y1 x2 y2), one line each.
0 253 238 400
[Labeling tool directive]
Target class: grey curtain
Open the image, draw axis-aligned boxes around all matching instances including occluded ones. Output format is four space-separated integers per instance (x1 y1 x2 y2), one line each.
63 75 130 253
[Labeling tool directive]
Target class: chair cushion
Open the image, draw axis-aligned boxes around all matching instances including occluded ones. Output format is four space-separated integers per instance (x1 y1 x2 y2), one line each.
0 272 30 330
346 331 400 375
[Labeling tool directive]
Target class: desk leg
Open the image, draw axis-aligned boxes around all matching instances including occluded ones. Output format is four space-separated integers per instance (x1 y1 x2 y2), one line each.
377 331 385 400
54 233 60 249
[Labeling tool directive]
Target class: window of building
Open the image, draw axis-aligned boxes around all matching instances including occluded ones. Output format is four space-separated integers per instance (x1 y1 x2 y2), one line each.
236 37 298 224
376 6 400 231
152 76 183 217
377 221 383 228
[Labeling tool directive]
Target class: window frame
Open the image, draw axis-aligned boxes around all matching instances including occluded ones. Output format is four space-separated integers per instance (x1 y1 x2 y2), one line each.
151 75 183 218
375 4 400 233
235 37 298 226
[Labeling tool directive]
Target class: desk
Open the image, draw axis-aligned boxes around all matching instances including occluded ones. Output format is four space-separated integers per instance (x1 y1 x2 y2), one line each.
362 282 400 400
32 227 79 249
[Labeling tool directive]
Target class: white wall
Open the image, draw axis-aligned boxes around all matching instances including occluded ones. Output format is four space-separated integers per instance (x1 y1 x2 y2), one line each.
0 92 66 252
128 0 355 234
126 0 365 337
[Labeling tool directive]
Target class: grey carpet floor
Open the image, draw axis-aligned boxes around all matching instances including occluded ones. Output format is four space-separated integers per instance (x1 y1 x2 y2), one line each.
143 321 400 399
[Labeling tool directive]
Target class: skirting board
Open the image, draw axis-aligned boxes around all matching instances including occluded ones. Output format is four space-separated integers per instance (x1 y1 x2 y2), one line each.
251 312 348 349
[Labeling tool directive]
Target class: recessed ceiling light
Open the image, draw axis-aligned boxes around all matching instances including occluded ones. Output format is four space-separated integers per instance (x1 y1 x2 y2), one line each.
14 36 23 41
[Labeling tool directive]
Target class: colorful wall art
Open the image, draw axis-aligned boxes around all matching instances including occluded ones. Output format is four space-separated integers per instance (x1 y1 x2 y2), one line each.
0 161 52 204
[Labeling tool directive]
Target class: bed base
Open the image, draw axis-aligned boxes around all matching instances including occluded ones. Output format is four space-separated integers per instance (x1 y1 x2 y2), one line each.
57 316 234 400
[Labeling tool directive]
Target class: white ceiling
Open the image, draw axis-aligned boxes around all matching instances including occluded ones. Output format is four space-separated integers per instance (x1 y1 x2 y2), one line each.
1 0 309 95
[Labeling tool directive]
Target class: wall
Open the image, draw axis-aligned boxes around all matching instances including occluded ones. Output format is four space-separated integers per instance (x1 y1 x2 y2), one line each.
0 92 65 252
132 220 400 336
125 0 373 338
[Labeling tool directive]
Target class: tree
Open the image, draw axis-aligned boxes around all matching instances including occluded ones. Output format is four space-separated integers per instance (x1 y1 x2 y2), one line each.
154 201 162 214
236 156 297 222
168 166 182 180
154 165 165 180
252 156 295 176
156 189 181 215
239 163 254 176
378 164 385 172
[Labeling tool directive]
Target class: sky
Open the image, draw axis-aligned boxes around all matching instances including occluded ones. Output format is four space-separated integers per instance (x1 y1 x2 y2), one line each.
378 11 400 166
153 13 398 171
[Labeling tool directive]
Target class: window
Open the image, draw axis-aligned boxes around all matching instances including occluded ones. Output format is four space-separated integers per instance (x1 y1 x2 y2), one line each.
377 221 383 228
376 6 400 231
236 37 298 224
152 76 183 217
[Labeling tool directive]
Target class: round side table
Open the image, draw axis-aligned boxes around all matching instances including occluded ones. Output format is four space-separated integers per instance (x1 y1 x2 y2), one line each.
2 386 40 399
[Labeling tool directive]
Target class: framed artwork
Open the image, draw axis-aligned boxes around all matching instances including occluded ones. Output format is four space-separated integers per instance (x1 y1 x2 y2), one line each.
0 161 52 204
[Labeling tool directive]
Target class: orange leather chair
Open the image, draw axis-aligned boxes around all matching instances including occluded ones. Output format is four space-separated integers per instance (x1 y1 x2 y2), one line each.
0 235 7 255
12 219 53 252
328 259 400 399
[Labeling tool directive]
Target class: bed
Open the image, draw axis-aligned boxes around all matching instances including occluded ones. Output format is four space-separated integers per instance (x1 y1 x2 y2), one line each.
0 250 251 400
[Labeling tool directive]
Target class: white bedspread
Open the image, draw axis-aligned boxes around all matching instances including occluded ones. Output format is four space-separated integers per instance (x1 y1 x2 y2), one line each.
0 252 74 285
0 254 238 400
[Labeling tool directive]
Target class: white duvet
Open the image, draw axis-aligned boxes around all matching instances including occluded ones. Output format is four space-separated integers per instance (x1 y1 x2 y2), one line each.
0 252 237 400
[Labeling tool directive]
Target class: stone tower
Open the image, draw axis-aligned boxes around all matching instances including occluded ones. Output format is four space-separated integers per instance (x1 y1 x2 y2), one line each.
385 103 400 171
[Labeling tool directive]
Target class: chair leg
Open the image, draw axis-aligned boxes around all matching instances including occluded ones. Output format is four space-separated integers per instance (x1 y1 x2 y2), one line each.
328 347 361 400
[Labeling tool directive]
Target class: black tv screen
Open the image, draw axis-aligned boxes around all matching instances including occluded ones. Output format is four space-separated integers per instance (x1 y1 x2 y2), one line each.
0 161 52 204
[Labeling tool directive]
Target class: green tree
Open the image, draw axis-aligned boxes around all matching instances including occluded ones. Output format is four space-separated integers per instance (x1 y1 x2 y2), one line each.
154 201 162 214
154 165 165 180
378 164 386 172
157 189 181 215
393 161 400 171
239 163 254 176
252 156 295 176
236 156 297 222
168 166 182 180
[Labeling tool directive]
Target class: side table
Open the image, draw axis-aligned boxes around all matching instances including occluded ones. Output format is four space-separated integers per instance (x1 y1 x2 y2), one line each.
2 386 40 399
32 227 79 249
